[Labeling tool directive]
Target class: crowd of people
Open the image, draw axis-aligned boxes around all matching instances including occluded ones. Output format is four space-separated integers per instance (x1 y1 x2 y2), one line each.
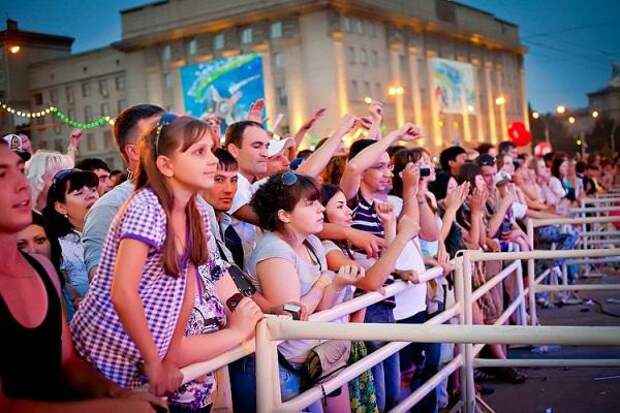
1 100 619 413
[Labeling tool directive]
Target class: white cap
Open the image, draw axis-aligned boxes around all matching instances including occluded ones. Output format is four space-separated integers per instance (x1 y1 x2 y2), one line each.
494 170 512 186
2 134 30 161
267 137 293 157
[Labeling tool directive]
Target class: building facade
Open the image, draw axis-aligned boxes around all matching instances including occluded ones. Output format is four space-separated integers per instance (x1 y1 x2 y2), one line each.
3 0 528 167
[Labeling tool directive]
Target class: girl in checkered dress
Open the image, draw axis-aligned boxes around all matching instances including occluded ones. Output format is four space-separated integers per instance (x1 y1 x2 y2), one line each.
71 115 220 397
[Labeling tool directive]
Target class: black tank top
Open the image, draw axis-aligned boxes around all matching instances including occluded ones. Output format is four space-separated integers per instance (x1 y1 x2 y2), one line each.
0 252 65 400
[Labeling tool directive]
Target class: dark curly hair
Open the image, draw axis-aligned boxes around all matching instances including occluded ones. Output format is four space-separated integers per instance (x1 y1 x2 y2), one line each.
250 172 320 232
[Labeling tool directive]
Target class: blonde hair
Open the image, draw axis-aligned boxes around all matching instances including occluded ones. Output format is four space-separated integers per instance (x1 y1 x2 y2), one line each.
26 150 74 206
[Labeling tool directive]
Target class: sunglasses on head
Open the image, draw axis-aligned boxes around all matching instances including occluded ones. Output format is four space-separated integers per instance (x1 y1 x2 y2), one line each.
281 170 298 186
154 113 179 156
479 157 496 167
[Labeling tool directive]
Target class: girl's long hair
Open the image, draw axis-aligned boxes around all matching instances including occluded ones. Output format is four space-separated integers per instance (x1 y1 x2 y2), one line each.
135 116 211 276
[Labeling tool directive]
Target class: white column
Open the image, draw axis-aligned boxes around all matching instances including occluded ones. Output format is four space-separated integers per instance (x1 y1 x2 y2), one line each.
519 63 530 131
408 47 424 137
496 65 508 142
457 57 471 144
257 47 277 128
390 46 405 127
426 50 442 148
484 61 497 144
472 59 484 143
332 34 349 117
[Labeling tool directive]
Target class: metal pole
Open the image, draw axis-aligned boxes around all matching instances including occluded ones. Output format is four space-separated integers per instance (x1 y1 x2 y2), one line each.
462 252 475 413
256 320 279 413
453 255 467 412
516 260 527 326
526 220 537 326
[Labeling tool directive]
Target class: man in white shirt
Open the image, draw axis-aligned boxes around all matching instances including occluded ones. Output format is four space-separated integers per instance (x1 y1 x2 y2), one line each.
224 120 270 263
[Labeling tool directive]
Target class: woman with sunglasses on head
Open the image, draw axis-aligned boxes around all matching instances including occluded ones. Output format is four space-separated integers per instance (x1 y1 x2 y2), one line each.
0 141 166 412
230 171 362 412
70 115 230 398
42 168 99 318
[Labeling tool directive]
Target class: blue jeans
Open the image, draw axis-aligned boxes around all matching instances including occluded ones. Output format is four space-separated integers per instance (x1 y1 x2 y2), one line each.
536 225 579 283
398 310 441 413
364 302 401 412
229 354 323 413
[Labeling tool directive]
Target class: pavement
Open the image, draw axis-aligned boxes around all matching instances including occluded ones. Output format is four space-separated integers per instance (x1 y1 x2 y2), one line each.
482 272 620 413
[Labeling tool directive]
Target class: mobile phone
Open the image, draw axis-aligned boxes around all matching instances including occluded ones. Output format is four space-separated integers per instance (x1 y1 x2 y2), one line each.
282 303 302 320
420 167 431 177
226 293 244 312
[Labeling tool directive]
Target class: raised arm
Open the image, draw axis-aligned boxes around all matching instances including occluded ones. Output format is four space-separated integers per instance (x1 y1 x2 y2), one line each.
297 114 355 178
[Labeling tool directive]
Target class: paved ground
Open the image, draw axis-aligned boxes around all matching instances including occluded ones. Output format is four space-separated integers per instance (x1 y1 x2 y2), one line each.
483 272 620 413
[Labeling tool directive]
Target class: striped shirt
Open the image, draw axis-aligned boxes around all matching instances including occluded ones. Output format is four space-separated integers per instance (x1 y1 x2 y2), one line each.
350 191 384 237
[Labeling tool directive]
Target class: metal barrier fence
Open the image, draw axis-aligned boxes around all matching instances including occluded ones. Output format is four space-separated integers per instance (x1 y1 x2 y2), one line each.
176 214 620 412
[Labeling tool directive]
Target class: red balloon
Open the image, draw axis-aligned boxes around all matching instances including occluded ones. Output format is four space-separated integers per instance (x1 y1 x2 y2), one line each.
508 121 531 146
534 142 552 158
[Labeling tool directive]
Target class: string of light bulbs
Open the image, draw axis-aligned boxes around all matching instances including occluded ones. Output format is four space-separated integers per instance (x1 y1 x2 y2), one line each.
0 101 113 129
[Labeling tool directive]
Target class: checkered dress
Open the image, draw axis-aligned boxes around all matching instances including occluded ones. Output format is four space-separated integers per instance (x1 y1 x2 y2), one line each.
70 188 212 388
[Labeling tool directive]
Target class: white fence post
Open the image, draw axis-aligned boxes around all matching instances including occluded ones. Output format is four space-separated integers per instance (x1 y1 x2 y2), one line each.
453 255 466 411
256 319 280 413
462 252 476 413
526 219 537 326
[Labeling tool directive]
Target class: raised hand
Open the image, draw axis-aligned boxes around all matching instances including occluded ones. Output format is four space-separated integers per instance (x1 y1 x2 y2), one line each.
375 200 396 225
401 162 420 198
300 108 327 131
247 99 265 123
69 128 83 147
445 181 470 211
398 123 422 141
369 101 384 122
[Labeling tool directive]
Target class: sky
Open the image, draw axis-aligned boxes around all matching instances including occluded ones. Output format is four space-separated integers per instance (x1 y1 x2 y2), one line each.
2 0 619 114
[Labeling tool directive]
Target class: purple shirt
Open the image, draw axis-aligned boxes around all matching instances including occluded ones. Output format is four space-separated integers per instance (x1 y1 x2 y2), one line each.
70 188 213 388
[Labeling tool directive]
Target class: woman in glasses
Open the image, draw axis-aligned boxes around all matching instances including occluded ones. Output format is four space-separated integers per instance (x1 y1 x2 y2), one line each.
43 168 99 318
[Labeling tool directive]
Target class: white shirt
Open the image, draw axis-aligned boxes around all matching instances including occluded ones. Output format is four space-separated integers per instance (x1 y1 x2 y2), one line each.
228 172 258 266
393 237 428 320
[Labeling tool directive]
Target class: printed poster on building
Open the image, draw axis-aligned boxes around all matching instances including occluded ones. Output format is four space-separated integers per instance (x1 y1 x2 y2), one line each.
432 58 476 114
181 53 265 129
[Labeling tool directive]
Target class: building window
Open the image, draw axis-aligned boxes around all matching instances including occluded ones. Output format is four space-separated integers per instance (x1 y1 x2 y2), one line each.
364 81 371 98
82 83 91 98
68 109 76 122
117 99 127 114
369 21 377 37
188 38 197 56
86 133 96 151
276 86 288 107
354 18 363 34
241 27 253 44
343 16 351 32
371 50 379 67
163 72 172 89
33 93 43 106
374 82 383 99
214 33 224 50
162 44 171 61
103 130 113 149
348 46 356 64
101 102 110 116
99 79 109 97
360 48 368 65
50 89 58 103
115 76 125 91
54 138 63 151
271 21 283 39
66 86 75 104
84 105 93 123
350 80 359 100
274 52 284 68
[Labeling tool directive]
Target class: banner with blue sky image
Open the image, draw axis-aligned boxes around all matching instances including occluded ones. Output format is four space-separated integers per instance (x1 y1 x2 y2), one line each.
432 58 476 114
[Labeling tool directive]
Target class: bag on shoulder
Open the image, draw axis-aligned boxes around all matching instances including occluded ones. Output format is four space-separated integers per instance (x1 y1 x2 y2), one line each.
301 339 351 393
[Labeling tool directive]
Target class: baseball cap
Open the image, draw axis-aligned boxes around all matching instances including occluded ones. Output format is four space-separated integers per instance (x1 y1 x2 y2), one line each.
2 134 31 161
477 154 495 167
494 170 512 187
267 137 293 158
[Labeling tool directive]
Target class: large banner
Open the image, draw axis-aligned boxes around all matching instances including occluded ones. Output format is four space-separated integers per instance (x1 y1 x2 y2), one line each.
181 53 265 128
432 58 476 114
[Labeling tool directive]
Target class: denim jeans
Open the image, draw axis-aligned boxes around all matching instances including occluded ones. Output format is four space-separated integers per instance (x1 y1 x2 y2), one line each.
364 302 401 412
536 225 579 283
229 354 323 413
397 310 441 413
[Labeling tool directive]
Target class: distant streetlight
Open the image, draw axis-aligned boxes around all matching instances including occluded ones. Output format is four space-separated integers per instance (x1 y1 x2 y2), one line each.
467 105 475 113
568 116 576 124
592 110 599 119
9 45 20 54
532 111 540 119
388 85 404 96
556 105 566 114
363 96 373 104
495 96 506 106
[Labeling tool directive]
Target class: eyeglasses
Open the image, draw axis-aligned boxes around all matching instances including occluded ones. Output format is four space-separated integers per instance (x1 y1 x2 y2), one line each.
281 171 298 186
154 113 179 156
